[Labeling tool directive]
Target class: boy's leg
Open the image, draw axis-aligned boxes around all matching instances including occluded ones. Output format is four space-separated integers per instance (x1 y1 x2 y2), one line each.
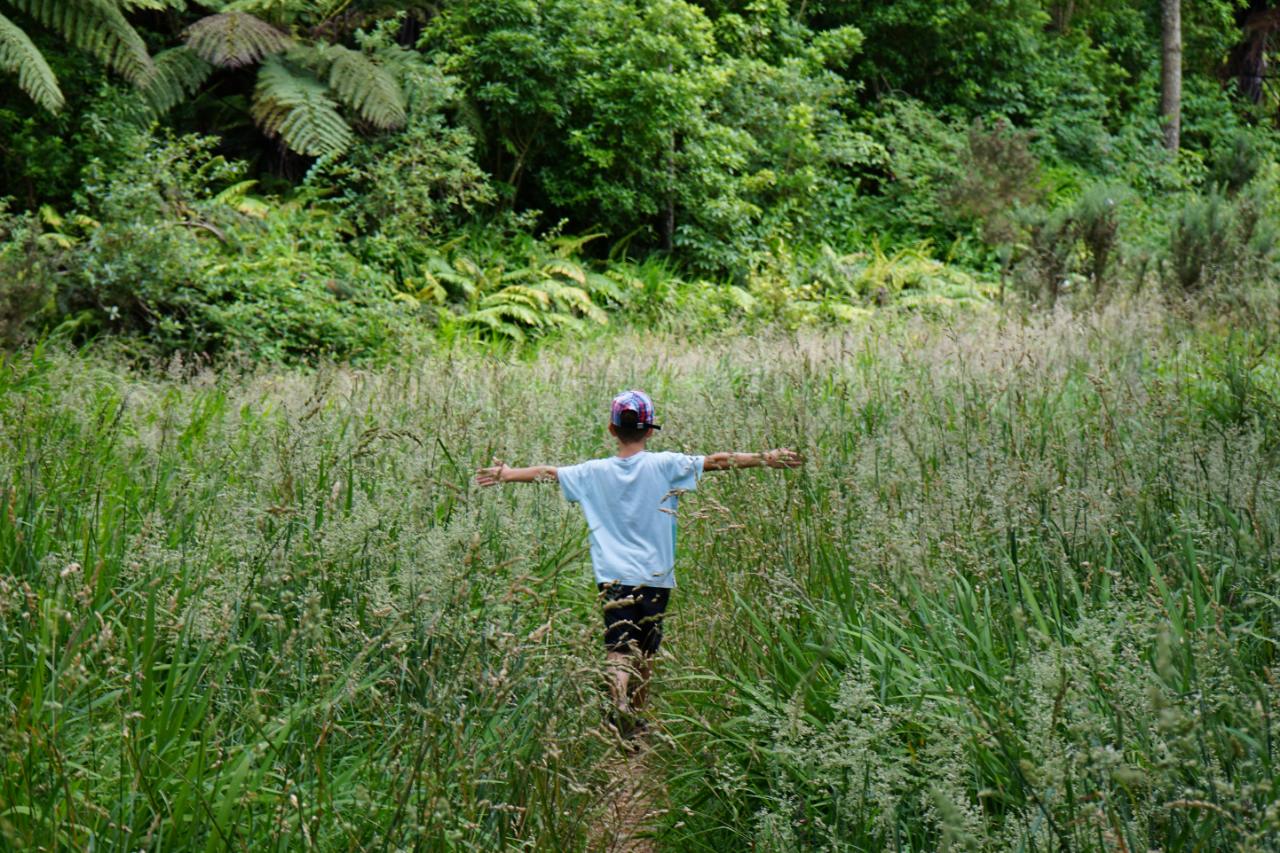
599 583 642 716
629 654 655 710
606 650 637 713
629 587 668 712
599 584 669 722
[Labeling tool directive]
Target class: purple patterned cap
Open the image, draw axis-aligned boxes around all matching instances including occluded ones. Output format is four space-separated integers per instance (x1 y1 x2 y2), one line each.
610 389 661 430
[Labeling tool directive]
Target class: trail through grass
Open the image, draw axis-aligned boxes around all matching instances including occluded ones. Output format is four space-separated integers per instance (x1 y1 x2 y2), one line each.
1 303 1277 850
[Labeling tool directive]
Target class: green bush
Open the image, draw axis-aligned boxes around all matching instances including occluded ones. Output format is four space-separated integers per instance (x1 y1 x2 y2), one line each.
0 205 60 348
32 131 419 363
1165 183 1279 298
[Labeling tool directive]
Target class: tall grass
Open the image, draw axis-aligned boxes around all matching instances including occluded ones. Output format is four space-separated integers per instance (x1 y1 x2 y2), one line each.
657 310 1279 851
0 303 1277 850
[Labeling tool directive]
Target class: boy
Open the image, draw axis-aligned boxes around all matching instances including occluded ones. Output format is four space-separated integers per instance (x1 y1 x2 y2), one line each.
475 390 803 736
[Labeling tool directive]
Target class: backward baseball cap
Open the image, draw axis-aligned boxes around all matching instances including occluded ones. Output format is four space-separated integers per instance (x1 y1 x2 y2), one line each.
610 389 661 430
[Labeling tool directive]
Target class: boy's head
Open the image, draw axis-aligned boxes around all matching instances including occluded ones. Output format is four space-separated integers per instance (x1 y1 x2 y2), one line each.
609 389 661 445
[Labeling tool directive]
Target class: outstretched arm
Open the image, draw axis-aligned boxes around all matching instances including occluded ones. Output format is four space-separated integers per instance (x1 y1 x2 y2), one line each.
701 448 804 472
475 461 559 486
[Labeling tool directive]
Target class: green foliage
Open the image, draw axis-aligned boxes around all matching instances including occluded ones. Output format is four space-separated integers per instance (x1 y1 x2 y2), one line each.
849 98 969 254
183 10 291 69
1165 182 1280 299
4 0 1280 350
321 57 496 258
177 8 410 158
942 118 1043 248
0 348 612 848
675 43 881 276
0 11 62 112
23 129 417 362
0 203 61 346
1210 128 1274 196
0 0 157 114
1012 182 1133 305
1073 182 1128 295
815 0 1051 114
251 56 354 158
6 0 154 86
322 44 406 129
140 46 213 114
743 241 993 326
393 230 619 343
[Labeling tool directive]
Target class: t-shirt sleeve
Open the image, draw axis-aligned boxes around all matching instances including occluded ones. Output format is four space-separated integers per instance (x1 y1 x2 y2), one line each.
557 462 587 503
664 452 704 491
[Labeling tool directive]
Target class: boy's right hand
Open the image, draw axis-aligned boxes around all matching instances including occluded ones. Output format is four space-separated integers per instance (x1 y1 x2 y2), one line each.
763 448 805 469
475 460 507 487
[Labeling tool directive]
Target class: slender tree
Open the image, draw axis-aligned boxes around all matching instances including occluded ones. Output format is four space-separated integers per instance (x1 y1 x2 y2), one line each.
1161 0 1182 151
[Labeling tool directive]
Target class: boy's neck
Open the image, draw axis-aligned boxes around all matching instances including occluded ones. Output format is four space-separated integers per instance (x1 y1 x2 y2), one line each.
615 441 647 459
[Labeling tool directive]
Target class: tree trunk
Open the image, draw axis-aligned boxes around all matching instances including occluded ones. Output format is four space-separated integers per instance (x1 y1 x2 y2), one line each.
1226 4 1280 105
663 62 676 253
1161 0 1182 151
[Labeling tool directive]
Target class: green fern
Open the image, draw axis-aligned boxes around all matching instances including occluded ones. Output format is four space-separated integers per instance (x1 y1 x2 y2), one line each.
322 45 405 129
185 11 291 69
119 0 188 9
0 11 62 112
252 57 353 157
6 0 154 85
142 46 214 114
457 307 529 342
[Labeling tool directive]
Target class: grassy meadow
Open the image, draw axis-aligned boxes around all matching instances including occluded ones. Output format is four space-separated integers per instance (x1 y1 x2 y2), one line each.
1 303 1278 851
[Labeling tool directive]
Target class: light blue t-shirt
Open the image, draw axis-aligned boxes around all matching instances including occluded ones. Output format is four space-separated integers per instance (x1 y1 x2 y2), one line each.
558 451 704 588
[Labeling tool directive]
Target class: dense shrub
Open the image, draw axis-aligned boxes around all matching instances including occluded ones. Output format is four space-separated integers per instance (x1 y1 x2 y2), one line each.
15 132 418 362
1165 183 1280 298
0 206 60 347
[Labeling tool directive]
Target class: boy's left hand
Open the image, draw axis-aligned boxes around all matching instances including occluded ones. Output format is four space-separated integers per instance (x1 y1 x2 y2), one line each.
763 448 805 469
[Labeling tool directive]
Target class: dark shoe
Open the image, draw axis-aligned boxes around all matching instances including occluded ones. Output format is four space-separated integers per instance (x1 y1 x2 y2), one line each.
606 708 646 744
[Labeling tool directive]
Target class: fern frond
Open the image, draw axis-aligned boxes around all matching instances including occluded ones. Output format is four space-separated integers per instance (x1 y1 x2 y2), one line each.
539 312 586 332
185 11 291 69
323 45 405 129
543 259 587 285
213 179 271 218
252 57 353 157
120 0 186 9
8 0 154 85
550 232 606 257
458 307 528 342
494 303 544 327
482 286 551 310
544 282 607 323
0 12 63 112
586 271 625 301
142 46 213 114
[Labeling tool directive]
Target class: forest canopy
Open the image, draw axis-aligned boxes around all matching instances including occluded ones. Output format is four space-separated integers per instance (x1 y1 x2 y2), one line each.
1 0 1278 359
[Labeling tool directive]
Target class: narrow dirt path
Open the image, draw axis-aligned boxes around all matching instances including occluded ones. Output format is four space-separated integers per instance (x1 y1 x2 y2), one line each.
593 741 663 853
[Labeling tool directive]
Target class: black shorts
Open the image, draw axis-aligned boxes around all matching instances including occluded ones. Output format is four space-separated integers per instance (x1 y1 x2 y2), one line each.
598 583 670 655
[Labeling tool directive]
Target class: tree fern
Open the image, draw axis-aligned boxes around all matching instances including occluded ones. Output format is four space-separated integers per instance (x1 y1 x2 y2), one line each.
142 46 213 114
0 11 62 112
322 45 405 129
6 0 154 85
185 11 291 69
252 57 353 157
